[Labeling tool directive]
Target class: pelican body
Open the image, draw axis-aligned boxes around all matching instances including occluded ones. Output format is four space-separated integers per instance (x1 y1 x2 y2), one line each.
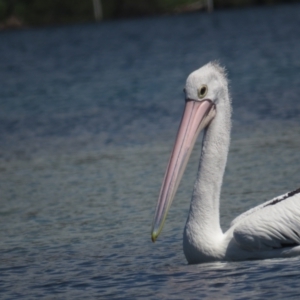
151 62 300 264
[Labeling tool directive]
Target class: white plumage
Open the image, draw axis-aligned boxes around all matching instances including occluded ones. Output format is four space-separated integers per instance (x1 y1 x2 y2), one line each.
151 62 300 264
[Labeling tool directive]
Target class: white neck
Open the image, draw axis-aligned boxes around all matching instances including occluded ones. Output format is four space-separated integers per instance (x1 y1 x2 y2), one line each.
183 95 231 263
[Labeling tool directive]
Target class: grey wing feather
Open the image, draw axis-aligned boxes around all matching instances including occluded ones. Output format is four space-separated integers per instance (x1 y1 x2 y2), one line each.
232 192 300 251
230 189 300 227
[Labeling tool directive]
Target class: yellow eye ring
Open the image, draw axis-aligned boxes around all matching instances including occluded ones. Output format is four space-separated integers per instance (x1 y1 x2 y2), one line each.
197 85 208 99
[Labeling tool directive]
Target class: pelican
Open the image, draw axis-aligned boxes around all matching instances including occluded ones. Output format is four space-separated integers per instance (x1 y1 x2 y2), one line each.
151 62 300 264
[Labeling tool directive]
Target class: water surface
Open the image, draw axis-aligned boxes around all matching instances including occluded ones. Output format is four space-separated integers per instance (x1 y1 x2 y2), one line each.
1 4 300 299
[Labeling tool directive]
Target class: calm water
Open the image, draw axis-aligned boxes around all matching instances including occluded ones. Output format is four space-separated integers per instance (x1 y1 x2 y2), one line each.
1 4 300 299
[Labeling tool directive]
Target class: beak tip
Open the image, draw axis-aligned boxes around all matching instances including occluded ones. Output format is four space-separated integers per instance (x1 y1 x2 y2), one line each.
151 232 158 243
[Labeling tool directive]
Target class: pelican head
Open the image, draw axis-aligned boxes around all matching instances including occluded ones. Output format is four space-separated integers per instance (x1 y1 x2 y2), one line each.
151 62 228 242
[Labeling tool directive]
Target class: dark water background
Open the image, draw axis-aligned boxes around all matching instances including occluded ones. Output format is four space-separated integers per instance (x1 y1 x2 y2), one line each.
1 4 300 299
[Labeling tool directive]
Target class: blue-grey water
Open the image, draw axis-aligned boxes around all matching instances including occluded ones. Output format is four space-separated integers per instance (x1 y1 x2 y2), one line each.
1 4 300 299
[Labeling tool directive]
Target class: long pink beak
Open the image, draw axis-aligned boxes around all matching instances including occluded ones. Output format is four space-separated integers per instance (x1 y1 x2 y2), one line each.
151 99 216 242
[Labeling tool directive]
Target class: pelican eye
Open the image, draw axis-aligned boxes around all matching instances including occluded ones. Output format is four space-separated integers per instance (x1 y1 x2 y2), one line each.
197 85 208 99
